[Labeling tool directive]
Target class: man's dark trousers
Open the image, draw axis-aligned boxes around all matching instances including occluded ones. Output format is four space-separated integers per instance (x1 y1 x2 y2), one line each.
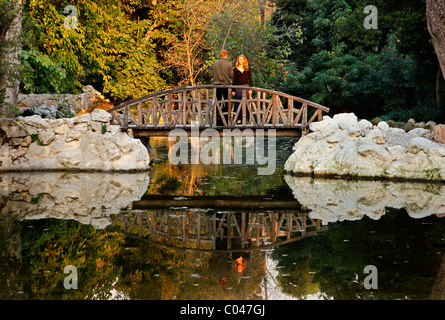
216 86 229 127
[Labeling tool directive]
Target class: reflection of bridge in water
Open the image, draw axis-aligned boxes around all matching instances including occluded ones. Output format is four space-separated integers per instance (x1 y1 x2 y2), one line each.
110 199 328 252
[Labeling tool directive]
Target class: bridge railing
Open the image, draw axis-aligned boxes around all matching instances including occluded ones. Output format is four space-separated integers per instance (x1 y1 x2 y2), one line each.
107 85 330 130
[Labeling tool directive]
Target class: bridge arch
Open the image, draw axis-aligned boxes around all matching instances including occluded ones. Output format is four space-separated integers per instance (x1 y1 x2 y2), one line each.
107 85 329 137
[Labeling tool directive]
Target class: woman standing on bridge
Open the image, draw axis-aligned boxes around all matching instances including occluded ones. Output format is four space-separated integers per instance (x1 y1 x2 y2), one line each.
232 54 253 124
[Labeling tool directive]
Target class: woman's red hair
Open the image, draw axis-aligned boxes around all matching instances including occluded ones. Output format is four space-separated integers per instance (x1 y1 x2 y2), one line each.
236 54 249 71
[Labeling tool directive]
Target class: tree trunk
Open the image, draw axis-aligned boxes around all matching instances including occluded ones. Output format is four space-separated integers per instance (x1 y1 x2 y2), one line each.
259 0 267 26
427 0 445 80
437 67 442 109
1 0 22 115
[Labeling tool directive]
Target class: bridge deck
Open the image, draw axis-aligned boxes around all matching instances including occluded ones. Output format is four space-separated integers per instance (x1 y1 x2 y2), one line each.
127 126 303 137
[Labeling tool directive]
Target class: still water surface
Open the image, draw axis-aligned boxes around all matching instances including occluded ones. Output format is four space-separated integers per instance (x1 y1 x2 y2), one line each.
1 137 445 300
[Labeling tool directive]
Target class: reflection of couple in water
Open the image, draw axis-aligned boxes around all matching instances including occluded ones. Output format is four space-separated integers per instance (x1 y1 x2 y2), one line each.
209 212 251 286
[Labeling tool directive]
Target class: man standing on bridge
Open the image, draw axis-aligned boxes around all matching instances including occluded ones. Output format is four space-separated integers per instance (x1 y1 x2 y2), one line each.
210 50 233 126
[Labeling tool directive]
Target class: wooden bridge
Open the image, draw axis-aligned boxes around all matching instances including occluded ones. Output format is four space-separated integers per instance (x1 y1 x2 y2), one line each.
107 85 330 137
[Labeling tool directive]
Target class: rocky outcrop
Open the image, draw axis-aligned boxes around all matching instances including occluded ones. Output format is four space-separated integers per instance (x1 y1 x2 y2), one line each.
0 109 150 171
284 113 445 181
17 85 113 115
0 171 150 229
284 175 445 224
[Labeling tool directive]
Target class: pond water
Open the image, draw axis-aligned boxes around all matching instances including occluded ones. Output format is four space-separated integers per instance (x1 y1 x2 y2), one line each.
1 136 445 300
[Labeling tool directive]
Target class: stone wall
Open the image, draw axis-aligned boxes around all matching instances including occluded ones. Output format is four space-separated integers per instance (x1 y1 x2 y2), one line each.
284 113 445 181
17 85 113 115
0 109 150 172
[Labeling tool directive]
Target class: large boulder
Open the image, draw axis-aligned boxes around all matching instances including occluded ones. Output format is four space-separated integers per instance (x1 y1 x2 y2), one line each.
0 109 150 171
285 113 445 181
17 85 113 115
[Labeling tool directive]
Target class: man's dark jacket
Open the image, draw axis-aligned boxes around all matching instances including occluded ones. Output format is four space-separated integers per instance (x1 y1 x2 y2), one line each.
210 58 233 85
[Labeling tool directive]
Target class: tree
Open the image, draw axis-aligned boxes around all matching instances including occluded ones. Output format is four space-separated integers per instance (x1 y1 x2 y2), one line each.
204 0 301 89
0 0 21 116
273 0 439 121
20 0 171 103
162 0 212 86
427 0 445 80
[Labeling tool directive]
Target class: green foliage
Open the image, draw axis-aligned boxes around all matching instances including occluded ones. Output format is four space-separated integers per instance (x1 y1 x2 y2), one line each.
30 133 44 146
27 102 75 119
21 0 170 102
14 0 441 121
56 103 75 118
282 44 420 118
21 48 72 94
19 219 125 299
273 0 439 121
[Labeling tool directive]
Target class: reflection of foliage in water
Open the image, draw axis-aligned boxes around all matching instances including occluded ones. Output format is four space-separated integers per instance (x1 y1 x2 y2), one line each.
18 219 125 299
272 209 445 300
9 218 266 299
146 137 296 197
275 257 320 299
117 240 265 300
148 173 182 195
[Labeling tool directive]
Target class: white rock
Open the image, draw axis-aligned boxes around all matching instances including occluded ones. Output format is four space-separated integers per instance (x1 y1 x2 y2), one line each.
39 131 56 145
0 119 28 138
90 120 106 133
408 137 438 154
358 143 393 165
66 123 89 141
27 142 50 160
285 112 445 181
91 109 112 122
0 112 150 172
408 128 432 139
0 171 150 229
357 119 373 130
387 145 407 156
377 121 390 131
73 113 91 124
346 125 365 138
332 113 358 128
309 121 340 138
389 127 406 135
54 122 71 135
366 129 386 145
21 115 51 130
430 146 445 157
327 130 349 143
